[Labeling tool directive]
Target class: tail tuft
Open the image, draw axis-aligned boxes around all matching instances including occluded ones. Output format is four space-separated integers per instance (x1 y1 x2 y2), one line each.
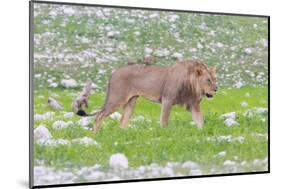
76 109 88 116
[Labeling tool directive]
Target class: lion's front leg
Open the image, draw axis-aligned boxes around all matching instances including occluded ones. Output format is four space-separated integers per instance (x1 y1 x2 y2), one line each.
160 99 172 128
191 103 204 128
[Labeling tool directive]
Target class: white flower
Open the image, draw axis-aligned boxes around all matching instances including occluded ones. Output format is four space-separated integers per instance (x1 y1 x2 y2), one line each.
109 153 129 169
34 125 52 142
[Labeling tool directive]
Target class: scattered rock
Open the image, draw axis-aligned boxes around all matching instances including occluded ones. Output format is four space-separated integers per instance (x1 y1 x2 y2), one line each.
244 48 253 55
154 48 170 58
109 153 129 169
221 112 236 120
34 125 52 143
171 52 183 60
52 120 73 129
61 79 78 88
240 102 248 107
72 137 98 146
76 117 94 127
107 31 120 38
189 169 202 176
34 112 55 121
224 118 239 127
63 112 74 118
110 112 122 120
144 47 153 55
182 161 199 170
47 97 63 110
217 151 227 157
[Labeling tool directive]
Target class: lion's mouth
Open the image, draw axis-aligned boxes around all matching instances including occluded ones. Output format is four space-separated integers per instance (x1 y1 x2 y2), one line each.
206 93 213 98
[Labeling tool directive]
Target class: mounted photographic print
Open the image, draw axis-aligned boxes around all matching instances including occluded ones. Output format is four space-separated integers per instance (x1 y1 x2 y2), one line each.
29 0 269 188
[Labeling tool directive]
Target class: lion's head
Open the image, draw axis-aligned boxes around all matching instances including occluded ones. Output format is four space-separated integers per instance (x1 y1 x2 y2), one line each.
183 60 218 99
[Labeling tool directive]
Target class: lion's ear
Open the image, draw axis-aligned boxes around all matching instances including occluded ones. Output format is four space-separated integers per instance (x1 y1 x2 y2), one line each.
195 67 203 76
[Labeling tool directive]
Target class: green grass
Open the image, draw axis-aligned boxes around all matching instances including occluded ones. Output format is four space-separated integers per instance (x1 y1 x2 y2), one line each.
34 87 268 171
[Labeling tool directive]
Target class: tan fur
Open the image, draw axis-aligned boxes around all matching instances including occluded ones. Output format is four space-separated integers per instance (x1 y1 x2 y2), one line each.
84 60 217 132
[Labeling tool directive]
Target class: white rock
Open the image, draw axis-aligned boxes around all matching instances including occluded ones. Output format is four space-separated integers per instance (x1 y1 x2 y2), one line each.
107 31 120 38
72 137 98 146
61 79 78 88
144 47 153 55
132 115 145 122
216 42 224 48
52 120 73 130
240 102 248 107
221 112 236 120
168 14 179 22
244 48 253 55
154 48 170 58
63 7 76 16
224 118 239 127
171 52 183 60
34 112 55 121
34 125 52 142
189 169 202 175
161 167 174 176
189 48 197 52
63 112 74 118
47 97 63 110
234 81 243 88
109 153 129 169
110 112 122 120
50 82 58 88
76 117 93 127
255 107 268 114
182 161 199 169
223 160 236 166
149 13 159 18
217 151 227 157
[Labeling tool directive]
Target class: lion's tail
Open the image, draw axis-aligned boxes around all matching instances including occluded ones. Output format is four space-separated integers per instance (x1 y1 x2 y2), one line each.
76 109 100 117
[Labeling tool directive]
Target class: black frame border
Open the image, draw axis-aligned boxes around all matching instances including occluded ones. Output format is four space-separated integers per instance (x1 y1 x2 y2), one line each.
29 0 270 188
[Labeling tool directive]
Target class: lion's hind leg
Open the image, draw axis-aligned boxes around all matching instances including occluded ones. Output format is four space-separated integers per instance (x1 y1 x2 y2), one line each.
120 96 138 129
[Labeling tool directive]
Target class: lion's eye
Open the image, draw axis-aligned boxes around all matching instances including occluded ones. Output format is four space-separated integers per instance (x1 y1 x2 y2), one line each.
207 79 212 84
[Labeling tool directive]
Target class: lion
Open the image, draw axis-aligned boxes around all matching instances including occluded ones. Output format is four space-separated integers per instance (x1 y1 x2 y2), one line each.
77 60 217 133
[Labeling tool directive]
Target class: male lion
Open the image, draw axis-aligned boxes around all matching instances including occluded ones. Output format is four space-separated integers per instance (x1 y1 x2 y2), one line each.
77 60 217 133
